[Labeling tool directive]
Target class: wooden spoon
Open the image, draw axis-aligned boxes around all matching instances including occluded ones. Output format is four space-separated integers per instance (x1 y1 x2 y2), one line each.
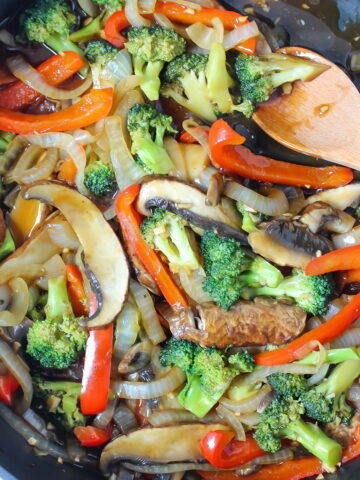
253 46 360 169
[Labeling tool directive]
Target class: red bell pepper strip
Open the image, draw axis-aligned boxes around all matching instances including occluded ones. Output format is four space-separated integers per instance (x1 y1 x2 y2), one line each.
209 119 354 189
198 426 360 480
0 51 84 111
0 373 20 405
115 184 188 309
80 294 114 415
66 265 89 317
104 2 256 54
200 430 267 469
306 245 360 276
73 425 112 447
0 88 113 135
255 292 360 366
180 130 198 144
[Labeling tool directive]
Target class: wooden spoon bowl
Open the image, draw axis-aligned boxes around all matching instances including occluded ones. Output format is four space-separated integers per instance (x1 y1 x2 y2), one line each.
253 46 360 170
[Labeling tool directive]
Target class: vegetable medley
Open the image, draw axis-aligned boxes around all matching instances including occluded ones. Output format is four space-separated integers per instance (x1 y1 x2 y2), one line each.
0 0 360 479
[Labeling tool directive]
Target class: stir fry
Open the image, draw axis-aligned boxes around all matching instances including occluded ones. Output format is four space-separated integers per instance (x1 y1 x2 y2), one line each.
0 1 360 480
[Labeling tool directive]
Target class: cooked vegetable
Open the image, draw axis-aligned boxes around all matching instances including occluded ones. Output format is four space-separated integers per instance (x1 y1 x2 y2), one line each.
127 103 176 174
93 0 126 13
306 245 360 276
26 275 87 368
0 229 15 261
234 52 329 117
74 425 112 447
84 160 117 197
236 202 269 233
126 25 186 100
267 373 308 398
140 208 200 272
85 40 119 86
253 394 342 467
33 377 86 432
301 359 360 425
23 182 129 328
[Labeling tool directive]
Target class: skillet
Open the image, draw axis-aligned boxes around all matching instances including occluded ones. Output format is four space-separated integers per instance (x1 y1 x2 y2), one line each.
0 0 359 478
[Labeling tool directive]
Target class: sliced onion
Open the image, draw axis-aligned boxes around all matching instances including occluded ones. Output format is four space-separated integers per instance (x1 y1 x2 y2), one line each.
241 448 294 472
103 201 117 221
4 145 43 184
347 384 360 409
308 363 330 387
47 219 80 251
139 0 156 13
0 338 33 414
130 280 166 345
35 254 66 290
148 409 221 427
223 21 259 50
112 76 141 114
224 181 289 216
24 133 87 194
164 137 187 181
105 116 144 191
331 328 360 348
323 296 350 321
255 32 272 55
7 56 92 100
15 148 58 185
77 0 99 17
153 13 189 39
151 345 170 377
216 404 245 440
71 129 96 146
196 166 217 190
333 226 360 249
178 268 211 304
102 51 134 88
93 398 117 429
186 18 224 50
182 119 211 158
113 403 138 433
0 135 27 175
0 285 11 312
281 186 305 214
125 0 151 26
239 412 261 426
239 363 318 386
118 340 152 374
114 301 141 363
23 409 57 441
0 278 29 327
117 366 186 399
219 385 272 414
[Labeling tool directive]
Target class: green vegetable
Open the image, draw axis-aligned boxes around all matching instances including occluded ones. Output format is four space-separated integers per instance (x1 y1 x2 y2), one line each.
160 337 255 417
200 231 283 310
254 395 342 467
0 131 15 152
267 372 308 398
241 268 334 316
126 25 186 100
298 347 360 366
236 201 269 233
85 40 119 85
93 0 126 12
84 160 117 197
26 275 87 369
234 52 327 118
140 208 200 272
33 377 86 432
19 0 86 65
127 103 177 174
300 359 360 425
0 229 15 261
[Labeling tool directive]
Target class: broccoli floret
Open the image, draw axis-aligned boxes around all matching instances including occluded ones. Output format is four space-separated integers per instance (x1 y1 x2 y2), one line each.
160 337 255 417
127 103 176 174
162 43 239 122
33 377 86 432
20 0 86 65
26 276 87 369
93 0 126 12
254 395 342 467
236 201 269 233
355 204 360 218
267 373 308 398
140 208 200 272
85 40 119 86
242 268 334 316
126 25 186 100
301 359 360 425
239 256 283 289
84 160 117 197
235 52 327 118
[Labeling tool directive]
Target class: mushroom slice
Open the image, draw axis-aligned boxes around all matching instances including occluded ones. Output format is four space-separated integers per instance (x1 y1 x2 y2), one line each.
100 424 229 473
300 202 355 234
23 182 129 328
305 183 360 210
248 219 332 268
137 176 247 243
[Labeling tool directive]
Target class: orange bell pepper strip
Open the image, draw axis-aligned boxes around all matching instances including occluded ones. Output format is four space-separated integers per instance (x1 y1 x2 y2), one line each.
115 184 188 308
306 245 360 276
66 265 89 317
198 426 360 480
0 51 84 111
58 155 78 185
74 425 112 447
255 292 360 366
80 294 114 415
200 431 267 469
104 2 256 54
0 88 113 135
180 131 198 144
209 119 354 189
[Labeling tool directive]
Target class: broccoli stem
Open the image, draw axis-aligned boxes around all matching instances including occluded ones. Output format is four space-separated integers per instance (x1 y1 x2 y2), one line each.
178 71 216 122
69 14 103 43
135 137 174 174
178 373 227 418
0 229 15 261
317 359 360 396
134 57 163 101
298 348 360 366
283 420 342 468
45 276 74 321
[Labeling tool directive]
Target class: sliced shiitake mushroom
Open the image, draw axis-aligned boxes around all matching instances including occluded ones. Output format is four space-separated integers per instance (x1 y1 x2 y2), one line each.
248 219 332 268
299 202 355 234
137 176 247 243
305 183 360 210
23 181 129 328
100 424 229 474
